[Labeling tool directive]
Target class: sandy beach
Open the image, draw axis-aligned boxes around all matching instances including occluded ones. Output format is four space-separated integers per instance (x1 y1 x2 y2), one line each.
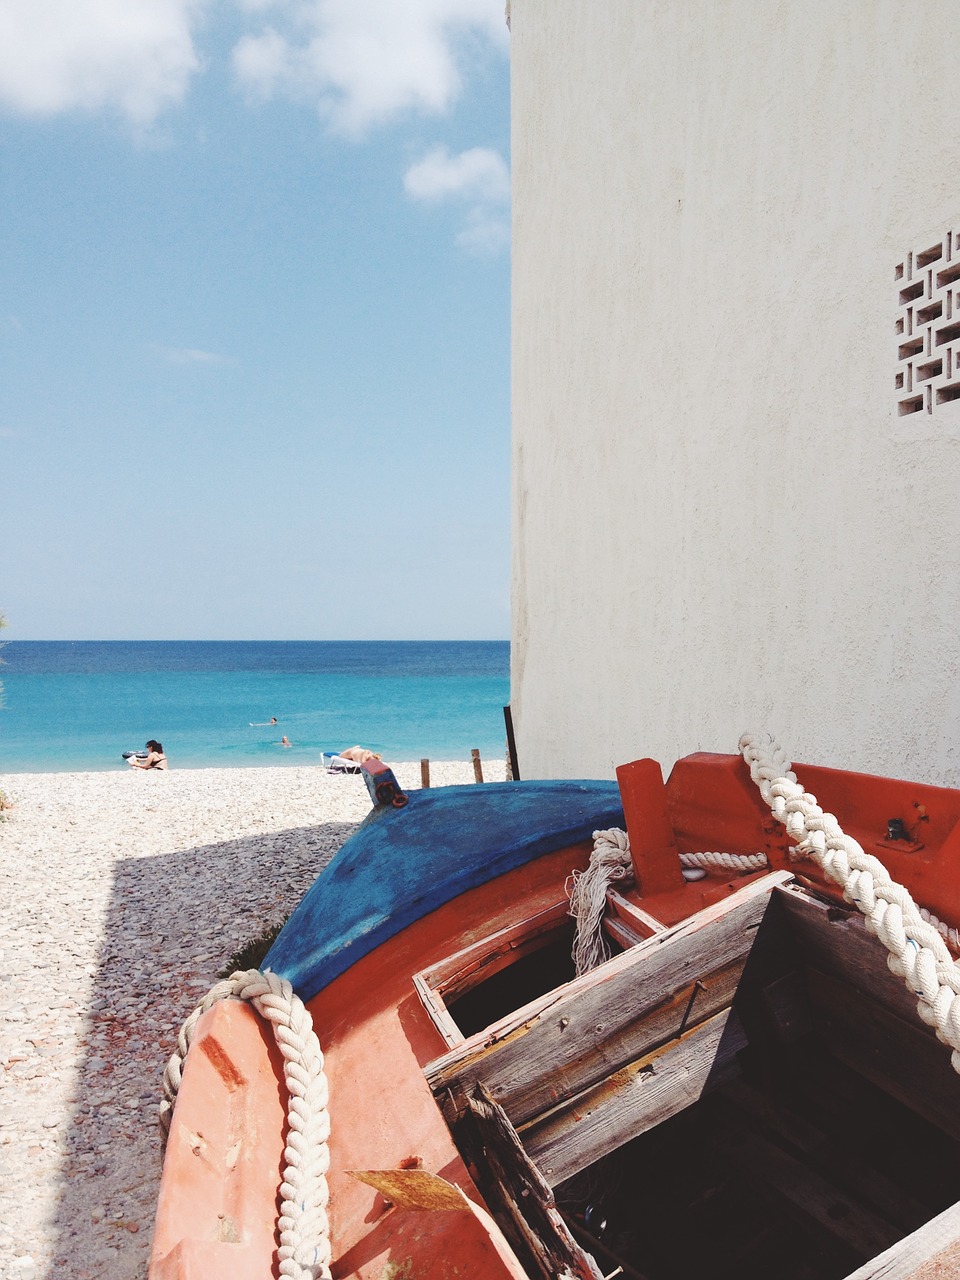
0 758 505 1280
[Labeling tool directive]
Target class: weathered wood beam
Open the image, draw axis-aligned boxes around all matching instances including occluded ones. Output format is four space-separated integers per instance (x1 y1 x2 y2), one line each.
604 888 668 940
417 899 571 1002
774 884 929 1027
520 1006 747 1186
425 872 792 1127
603 915 648 951
724 1126 902 1258
414 899 570 1048
840 1200 960 1279
714 1080 932 1233
804 966 960 1143
456 1085 605 1280
557 1210 653 1280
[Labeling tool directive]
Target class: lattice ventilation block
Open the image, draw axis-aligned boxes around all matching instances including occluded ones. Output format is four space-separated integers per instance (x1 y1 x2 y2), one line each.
896 230 960 416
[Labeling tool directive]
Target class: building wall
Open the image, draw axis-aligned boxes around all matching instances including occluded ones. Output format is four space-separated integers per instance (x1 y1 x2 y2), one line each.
510 1 960 784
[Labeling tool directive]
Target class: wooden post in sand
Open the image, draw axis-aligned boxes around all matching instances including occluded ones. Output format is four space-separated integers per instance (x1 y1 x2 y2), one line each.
503 704 520 782
471 748 484 783
420 758 431 789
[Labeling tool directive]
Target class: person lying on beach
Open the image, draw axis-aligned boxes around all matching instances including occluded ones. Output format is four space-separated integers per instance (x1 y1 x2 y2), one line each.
128 740 168 770
339 746 382 764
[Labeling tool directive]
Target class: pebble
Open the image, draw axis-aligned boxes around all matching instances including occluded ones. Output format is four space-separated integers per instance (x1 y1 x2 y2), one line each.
0 759 503 1278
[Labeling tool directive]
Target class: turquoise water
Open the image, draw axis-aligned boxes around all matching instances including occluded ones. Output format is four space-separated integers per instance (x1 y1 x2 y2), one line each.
0 641 510 773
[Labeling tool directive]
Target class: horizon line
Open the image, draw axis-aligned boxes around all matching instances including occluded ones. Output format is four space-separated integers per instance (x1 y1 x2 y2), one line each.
4 637 511 644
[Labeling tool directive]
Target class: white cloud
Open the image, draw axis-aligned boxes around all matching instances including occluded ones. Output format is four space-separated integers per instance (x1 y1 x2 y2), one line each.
0 0 508 137
0 0 203 125
405 145 510 256
150 343 233 366
404 144 509 203
232 25 290 96
232 0 508 135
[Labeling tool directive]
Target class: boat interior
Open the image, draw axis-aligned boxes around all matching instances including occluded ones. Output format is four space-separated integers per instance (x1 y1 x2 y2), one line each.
420 872 960 1280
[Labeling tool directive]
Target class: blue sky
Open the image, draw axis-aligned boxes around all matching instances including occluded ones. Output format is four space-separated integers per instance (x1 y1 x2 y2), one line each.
0 0 511 640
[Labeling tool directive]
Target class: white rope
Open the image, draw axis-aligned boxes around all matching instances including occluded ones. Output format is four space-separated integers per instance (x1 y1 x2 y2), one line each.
160 968 332 1280
921 907 960 953
680 850 769 874
568 831 770 975
740 730 960 1075
567 829 633 975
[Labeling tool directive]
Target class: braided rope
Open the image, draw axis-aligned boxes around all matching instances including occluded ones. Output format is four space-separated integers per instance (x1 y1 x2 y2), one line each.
740 730 960 1074
160 968 332 1280
680 850 769 873
921 907 960 953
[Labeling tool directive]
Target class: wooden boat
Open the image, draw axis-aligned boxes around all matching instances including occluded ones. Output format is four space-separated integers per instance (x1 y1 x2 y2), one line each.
149 740 960 1280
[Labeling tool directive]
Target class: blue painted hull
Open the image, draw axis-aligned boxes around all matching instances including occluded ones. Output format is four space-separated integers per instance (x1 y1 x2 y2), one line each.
264 780 624 1003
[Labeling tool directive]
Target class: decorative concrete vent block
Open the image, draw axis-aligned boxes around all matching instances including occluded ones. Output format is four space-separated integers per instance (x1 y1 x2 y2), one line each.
896 230 960 415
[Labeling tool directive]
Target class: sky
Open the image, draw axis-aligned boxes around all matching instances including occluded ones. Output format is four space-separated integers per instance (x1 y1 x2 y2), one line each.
0 0 512 641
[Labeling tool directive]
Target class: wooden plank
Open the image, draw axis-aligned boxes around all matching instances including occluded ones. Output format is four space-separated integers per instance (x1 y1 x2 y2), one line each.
714 1080 932 1233
520 1006 746 1186
724 1126 902 1258
605 888 668 938
757 969 814 1044
603 915 647 951
557 1211 653 1280
840 1200 960 1279
716 1077 825 1154
425 871 793 1126
413 900 571 1047
415 899 571 1000
804 966 960 1143
412 972 464 1049
455 1086 605 1280
601 888 668 949
774 884 929 1027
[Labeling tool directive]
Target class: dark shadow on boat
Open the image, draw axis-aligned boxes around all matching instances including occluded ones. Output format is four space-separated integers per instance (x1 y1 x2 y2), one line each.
549 893 960 1280
39 819 357 1280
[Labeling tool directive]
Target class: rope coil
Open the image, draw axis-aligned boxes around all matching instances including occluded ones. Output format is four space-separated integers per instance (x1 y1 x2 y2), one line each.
160 968 332 1280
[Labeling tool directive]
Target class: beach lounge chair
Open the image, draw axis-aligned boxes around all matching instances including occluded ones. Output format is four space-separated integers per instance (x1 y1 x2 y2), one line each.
322 753 362 774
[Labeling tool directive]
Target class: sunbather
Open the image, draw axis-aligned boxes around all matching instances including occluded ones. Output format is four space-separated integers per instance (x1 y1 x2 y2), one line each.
339 746 382 764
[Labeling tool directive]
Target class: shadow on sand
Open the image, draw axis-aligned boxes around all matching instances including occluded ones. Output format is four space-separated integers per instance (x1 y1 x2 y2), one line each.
43 819 356 1280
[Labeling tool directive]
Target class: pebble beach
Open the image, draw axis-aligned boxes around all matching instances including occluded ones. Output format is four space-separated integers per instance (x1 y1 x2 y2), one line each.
0 759 505 1280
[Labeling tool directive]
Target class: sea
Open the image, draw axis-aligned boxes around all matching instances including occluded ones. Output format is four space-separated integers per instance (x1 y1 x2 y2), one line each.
0 640 511 774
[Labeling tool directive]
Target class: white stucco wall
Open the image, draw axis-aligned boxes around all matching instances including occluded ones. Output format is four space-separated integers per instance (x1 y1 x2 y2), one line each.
510 1 960 785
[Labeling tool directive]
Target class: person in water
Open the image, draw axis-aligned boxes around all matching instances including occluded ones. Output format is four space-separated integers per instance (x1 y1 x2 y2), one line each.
129 740 168 770
280 736 292 747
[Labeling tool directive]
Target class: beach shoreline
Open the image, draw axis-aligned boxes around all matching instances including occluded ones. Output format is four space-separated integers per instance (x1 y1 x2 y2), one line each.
0 760 505 1280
